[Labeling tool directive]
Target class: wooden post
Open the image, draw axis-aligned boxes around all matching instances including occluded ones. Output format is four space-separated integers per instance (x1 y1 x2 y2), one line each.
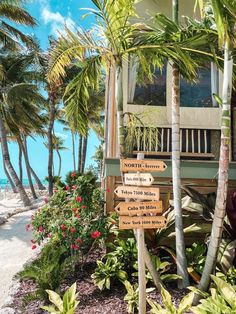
136 153 146 314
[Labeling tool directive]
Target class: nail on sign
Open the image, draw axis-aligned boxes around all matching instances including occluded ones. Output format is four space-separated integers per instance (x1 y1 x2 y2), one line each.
115 186 159 200
119 215 166 229
120 159 167 172
124 173 154 186
115 201 163 216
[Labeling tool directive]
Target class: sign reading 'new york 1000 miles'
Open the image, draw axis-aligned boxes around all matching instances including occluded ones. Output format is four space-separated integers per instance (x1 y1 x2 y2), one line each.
120 159 167 172
114 186 159 200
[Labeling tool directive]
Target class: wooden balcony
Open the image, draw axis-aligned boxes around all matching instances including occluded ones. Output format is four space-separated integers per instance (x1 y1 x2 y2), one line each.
127 127 220 160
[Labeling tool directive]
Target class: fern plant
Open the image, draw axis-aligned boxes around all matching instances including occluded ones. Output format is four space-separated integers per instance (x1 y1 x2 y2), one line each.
41 282 79 314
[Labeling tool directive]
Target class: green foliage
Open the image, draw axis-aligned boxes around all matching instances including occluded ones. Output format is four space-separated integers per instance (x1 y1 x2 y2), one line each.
148 287 194 314
91 256 128 290
191 275 236 314
18 242 67 300
124 280 155 314
41 282 79 314
31 172 108 258
216 267 236 287
186 243 207 275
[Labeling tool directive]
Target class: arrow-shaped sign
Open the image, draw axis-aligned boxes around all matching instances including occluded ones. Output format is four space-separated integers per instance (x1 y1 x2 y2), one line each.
119 215 166 229
115 201 163 216
124 173 154 186
114 186 159 200
120 159 167 172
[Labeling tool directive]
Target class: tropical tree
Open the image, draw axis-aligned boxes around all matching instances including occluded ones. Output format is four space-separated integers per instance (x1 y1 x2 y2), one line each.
195 0 236 292
171 0 189 288
0 0 36 206
52 135 67 177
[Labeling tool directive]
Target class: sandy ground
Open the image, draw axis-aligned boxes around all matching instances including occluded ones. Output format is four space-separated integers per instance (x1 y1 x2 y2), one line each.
0 210 39 308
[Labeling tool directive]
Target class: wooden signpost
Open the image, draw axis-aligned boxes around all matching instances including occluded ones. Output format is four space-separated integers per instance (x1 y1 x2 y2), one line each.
124 173 154 186
114 186 160 200
121 159 167 172
115 201 163 216
115 156 167 314
119 215 166 229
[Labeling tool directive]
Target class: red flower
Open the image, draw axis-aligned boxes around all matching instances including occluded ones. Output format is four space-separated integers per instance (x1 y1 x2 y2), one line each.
60 224 66 231
31 239 36 244
71 244 79 250
91 231 102 239
75 237 82 243
39 226 44 232
76 214 80 219
44 197 48 203
32 245 37 250
81 205 86 209
76 196 82 202
106 188 111 193
65 185 70 191
71 172 77 178
72 207 77 213
25 224 30 231
72 185 78 190
70 227 76 233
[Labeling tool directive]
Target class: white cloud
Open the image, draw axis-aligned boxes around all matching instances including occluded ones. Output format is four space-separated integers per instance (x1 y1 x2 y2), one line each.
40 4 75 36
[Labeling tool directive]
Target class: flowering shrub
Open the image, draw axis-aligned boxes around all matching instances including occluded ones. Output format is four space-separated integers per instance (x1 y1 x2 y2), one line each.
29 172 108 260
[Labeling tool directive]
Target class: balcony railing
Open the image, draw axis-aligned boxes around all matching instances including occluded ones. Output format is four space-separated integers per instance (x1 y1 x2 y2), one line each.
128 127 215 158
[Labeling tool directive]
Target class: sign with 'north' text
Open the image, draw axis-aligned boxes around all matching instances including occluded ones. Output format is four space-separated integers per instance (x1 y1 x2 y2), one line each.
120 159 167 172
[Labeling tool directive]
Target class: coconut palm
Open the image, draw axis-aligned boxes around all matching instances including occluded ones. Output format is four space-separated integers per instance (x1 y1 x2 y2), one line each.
52 135 67 177
171 0 189 288
195 0 236 291
0 1 36 205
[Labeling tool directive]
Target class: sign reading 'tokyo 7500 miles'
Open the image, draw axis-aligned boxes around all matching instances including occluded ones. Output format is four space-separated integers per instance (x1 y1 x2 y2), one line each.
114 186 159 200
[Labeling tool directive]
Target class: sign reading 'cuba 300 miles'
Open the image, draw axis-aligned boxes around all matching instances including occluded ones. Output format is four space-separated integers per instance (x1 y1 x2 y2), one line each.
115 201 163 216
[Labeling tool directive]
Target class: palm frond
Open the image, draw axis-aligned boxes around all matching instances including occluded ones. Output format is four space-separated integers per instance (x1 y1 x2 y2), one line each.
0 2 36 26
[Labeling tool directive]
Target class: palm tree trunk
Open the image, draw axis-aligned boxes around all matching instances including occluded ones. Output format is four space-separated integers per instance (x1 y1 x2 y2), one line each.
24 137 46 190
80 134 88 174
199 38 233 291
19 137 37 199
116 65 125 157
78 134 83 172
171 0 189 289
56 149 62 177
18 144 23 183
0 114 31 206
3 160 17 193
71 131 76 171
47 96 55 196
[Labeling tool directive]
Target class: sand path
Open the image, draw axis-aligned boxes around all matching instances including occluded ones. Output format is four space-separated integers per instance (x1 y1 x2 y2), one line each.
0 210 38 308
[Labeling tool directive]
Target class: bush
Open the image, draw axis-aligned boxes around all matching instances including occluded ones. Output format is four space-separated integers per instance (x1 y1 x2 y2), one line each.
28 172 109 268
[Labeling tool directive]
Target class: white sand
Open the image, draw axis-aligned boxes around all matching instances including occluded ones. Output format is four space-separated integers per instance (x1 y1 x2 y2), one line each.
0 210 39 308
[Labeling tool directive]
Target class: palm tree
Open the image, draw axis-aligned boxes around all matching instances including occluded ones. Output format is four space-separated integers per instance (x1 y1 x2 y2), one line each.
171 0 189 288
53 135 67 177
0 0 36 206
196 0 236 292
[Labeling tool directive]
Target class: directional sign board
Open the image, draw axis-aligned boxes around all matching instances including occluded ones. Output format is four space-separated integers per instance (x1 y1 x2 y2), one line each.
119 215 166 229
115 201 163 216
115 186 159 200
120 159 167 172
124 173 154 186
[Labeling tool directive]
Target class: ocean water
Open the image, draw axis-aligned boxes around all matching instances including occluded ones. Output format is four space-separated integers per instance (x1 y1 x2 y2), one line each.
0 179 47 189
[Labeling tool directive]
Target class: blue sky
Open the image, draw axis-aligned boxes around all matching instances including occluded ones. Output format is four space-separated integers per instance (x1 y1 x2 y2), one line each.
0 0 101 181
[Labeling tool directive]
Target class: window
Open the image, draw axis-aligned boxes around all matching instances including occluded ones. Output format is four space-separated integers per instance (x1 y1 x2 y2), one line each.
180 63 219 108
129 64 167 106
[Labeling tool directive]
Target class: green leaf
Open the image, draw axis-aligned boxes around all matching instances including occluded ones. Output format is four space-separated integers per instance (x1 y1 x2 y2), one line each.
161 286 175 312
46 290 63 312
178 292 195 313
211 275 236 309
